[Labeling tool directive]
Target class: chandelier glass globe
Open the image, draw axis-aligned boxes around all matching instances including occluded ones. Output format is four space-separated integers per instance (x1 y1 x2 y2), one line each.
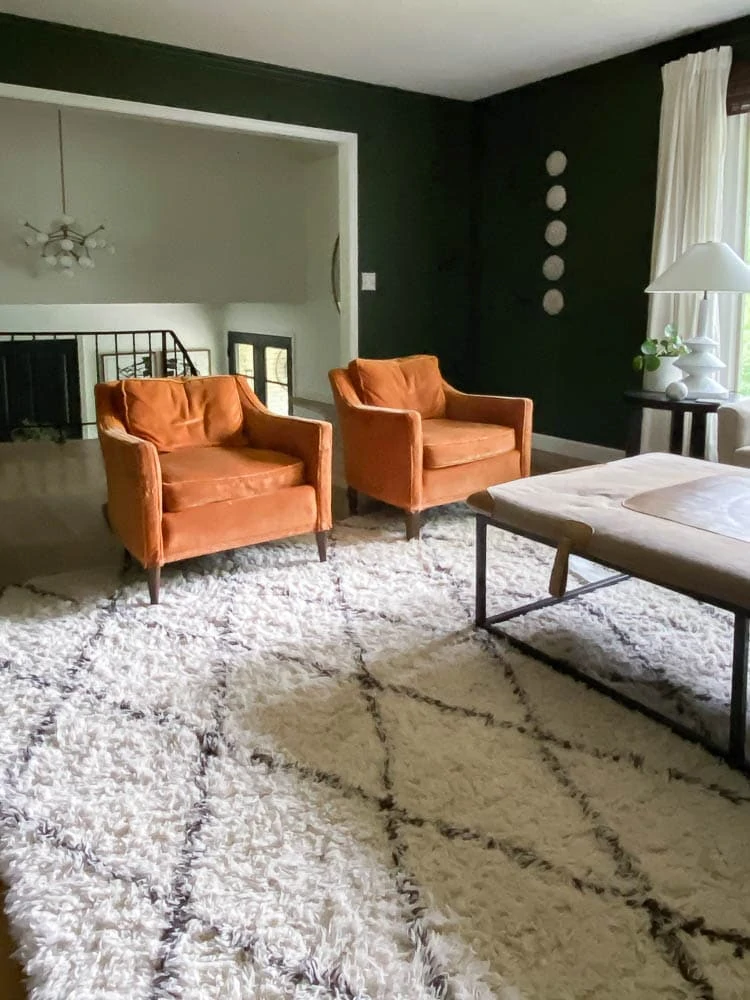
19 109 115 276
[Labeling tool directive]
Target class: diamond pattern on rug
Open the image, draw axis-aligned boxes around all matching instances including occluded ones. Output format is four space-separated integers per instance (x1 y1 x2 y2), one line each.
401 824 693 1000
1 504 749 1000
12 694 201 898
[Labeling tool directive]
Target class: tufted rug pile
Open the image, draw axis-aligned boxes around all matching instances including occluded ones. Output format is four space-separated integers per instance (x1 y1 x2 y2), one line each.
1 505 749 1000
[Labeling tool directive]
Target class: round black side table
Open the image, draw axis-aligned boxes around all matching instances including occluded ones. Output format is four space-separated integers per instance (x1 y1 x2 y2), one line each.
623 389 742 459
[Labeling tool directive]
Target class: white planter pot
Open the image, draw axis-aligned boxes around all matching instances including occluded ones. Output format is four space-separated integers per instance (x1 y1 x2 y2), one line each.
643 356 680 393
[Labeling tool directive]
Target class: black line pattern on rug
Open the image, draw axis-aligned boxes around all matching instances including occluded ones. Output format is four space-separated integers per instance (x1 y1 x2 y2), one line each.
146 725 221 1000
330 542 454 1000
425 542 746 997
382 675 750 806
244 741 632 900
3 515 750 999
145 619 231 1000
1 594 120 792
190 918 362 999
0 803 164 906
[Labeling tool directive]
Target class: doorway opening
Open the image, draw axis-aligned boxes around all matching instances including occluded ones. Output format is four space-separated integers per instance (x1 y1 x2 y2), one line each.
0 82 358 421
0 338 81 442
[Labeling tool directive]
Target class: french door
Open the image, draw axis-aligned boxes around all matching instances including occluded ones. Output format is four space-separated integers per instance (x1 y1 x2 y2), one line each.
227 331 293 416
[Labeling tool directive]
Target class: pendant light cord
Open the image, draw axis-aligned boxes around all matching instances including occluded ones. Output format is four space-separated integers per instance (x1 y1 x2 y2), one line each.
58 109 67 216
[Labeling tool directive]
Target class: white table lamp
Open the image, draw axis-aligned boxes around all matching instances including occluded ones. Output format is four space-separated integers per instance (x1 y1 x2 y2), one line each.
645 241 750 397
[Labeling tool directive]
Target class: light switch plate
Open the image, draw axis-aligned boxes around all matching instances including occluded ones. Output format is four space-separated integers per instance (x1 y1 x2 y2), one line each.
361 272 376 291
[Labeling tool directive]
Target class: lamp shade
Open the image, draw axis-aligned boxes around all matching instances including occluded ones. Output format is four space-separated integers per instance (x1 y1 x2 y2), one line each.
645 241 750 293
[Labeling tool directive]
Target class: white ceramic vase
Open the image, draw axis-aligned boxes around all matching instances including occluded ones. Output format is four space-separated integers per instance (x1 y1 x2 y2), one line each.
643 356 681 393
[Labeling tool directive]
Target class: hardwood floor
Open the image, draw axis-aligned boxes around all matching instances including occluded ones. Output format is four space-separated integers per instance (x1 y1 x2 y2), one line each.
0 888 27 1000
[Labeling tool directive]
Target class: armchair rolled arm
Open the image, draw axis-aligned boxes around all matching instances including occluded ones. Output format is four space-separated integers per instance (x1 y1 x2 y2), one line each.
338 402 423 511
238 388 332 530
98 419 163 567
718 399 750 465
443 385 533 477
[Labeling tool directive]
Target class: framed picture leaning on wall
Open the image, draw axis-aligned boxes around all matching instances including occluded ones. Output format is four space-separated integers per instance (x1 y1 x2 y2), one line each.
98 348 211 381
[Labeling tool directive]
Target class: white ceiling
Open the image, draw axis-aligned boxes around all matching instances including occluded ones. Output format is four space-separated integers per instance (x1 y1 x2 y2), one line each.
1 0 747 100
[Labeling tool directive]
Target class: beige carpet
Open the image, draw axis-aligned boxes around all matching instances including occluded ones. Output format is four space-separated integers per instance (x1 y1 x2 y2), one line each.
1 505 749 1000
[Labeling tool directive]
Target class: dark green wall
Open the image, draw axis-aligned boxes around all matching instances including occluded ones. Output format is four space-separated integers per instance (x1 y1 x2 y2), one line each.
0 14 476 386
474 16 750 448
3 13 750 444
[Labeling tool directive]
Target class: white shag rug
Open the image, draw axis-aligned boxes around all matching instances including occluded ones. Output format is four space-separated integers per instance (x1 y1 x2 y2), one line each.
1 505 750 1000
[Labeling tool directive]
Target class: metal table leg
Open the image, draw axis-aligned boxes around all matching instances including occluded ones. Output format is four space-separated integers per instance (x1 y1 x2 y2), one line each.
475 515 487 627
729 615 749 767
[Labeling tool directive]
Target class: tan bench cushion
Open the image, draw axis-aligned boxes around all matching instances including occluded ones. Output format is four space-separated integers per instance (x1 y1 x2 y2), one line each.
468 453 750 613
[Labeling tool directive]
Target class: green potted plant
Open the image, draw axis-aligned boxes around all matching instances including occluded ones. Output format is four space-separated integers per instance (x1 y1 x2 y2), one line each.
632 324 688 392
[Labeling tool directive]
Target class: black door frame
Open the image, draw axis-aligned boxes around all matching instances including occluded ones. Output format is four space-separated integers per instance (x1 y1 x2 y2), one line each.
227 331 293 414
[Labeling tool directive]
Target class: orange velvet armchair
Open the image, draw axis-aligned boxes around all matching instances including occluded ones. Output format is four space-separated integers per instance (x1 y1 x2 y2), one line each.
329 355 532 538
95 375 332 603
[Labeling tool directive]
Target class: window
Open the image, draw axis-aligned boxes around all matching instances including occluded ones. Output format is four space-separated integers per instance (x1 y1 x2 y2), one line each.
227 331 293 415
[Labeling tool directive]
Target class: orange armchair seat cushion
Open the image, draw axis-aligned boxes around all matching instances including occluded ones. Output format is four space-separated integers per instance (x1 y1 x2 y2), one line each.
421 419 516 470
121 376 245 452
349 355 446 418
159 445 305 512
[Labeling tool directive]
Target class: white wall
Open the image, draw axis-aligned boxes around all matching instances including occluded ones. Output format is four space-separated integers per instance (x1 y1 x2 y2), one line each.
0 99 308 303
0 97 342 416
299 151 342 398
225 151 341 403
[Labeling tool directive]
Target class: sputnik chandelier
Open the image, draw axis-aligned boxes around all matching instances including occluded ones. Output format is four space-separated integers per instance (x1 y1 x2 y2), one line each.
19 109 115 276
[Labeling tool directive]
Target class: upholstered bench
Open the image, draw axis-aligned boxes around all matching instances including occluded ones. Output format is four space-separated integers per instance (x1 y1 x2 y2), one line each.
468 453 750 767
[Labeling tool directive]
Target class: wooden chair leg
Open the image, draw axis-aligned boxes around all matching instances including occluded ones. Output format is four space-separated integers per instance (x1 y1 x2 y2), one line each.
316 531 328 562
147 566 161 605
347 486 359 516
405 511 421 541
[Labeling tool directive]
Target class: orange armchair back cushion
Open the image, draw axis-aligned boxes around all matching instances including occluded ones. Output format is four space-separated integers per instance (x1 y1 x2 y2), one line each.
121 376 245 451
349 355 446 418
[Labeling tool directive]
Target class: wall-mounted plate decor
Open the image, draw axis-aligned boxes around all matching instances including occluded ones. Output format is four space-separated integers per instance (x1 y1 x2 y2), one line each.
543 289 564 315
542 255 565 281
546 150 567 176
545 219 567 247
546 185 567 211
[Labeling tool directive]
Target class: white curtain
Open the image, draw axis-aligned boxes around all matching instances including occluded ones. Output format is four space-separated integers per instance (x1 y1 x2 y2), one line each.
719 111 750 390
643 46 732 453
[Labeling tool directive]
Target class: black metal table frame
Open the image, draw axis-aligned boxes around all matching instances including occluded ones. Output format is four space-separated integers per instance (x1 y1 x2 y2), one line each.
474 513 750 770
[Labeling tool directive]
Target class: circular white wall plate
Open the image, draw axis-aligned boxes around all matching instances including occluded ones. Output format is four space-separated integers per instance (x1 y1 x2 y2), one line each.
542 254 565 280
546 184 567 211
546 150 567 176
545 219 567 247
543 289 564 314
